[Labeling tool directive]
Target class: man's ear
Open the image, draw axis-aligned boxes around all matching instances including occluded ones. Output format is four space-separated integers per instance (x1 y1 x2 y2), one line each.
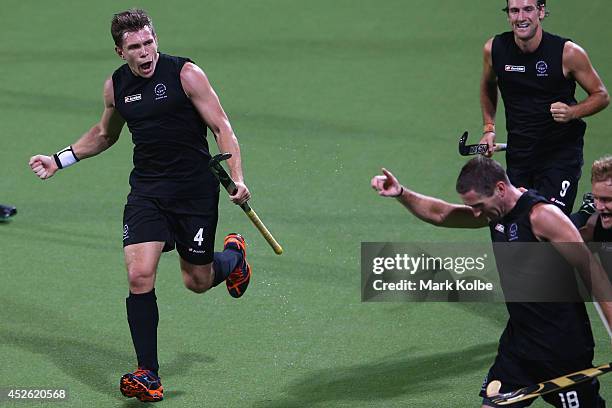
538 5 546 20
496 181 507 197
115 46 125 60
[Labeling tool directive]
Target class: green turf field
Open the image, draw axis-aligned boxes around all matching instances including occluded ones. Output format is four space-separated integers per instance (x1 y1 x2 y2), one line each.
1 1 611 406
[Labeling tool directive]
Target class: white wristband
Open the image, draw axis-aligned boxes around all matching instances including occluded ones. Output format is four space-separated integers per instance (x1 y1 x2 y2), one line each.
53 146 79 169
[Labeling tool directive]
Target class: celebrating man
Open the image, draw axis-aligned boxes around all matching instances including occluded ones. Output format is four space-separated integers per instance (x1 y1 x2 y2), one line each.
479 0 609 214
372 157 611 407
29 9 252 402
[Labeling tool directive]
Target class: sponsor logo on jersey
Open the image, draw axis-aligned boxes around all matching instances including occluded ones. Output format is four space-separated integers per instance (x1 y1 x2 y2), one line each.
495 224 505 234
505 65 525 72
125 94 142 103
154 83 167 100
536 60 549 77
188 247 206 254
550 197 567 207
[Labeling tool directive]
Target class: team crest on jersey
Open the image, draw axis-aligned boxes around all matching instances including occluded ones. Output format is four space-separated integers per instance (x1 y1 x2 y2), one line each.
505 65 525 73
154 83 167 100
508 223 519 241
125 94 142 103
495 224 505 234
536 61 548 77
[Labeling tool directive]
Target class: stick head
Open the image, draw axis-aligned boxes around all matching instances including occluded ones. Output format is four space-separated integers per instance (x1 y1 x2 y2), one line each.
209 152 237 194
458 131 469 154
458 131 489 156
210 152 232 166
209 152 232 178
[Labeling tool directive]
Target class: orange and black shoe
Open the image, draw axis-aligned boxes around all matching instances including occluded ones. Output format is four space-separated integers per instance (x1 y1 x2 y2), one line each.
120 368 164 402
224 233 251 298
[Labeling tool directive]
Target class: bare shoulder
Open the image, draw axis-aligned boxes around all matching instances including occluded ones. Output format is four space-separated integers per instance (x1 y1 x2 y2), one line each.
181 61 205 75
103 76 115 107
180 62 210 96
530 202 565 223
561 41 595 78
529 203 573 225
180 62 208 83
563 41 587 57
562 41 590 66
482 37 495 69
530 203 581 241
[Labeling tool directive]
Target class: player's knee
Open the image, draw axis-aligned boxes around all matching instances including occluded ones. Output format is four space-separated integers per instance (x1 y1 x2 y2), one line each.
180 262 213 294
184 278 211 294
127 266 156 289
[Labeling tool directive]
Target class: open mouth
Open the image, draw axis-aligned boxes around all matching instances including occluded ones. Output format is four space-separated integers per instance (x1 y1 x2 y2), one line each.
140 61 153 72
516 22 529 29
601 213 612 222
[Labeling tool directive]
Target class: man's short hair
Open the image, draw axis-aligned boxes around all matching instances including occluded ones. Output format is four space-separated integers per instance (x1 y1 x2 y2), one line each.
503 0 549 16
111 9 155 47
456 156 510 197
591 155 612 183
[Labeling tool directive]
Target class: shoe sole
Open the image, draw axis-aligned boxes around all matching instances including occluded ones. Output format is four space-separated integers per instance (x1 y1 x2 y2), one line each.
120 375 163 402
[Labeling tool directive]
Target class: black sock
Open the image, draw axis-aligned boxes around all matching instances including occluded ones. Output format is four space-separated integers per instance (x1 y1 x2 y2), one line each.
126 289 159 375
212 249 242 287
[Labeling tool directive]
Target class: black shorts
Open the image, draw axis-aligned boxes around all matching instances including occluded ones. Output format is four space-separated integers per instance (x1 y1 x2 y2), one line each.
507 166 581 215
122 193 219 265
480 349 605 407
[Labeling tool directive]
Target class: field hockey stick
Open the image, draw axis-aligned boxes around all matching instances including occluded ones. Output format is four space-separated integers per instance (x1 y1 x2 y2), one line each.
487 362 612 405
594 301 612 338
458 131 507 156
209 153 283 255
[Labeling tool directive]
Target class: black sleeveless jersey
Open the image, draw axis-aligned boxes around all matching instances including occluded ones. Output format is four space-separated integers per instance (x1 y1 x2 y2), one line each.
492 31 586 170
489 190 594 360
112 53 219 198
593 215 612 279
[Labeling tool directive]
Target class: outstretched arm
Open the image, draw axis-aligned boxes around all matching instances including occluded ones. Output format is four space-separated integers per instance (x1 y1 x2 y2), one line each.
29 78 125 179
551 42 610 123
180 62 250 205
371 168 489 228
531 203 612 343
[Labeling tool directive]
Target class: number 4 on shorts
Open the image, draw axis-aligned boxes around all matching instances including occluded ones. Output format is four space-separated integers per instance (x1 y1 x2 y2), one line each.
193 228 204 246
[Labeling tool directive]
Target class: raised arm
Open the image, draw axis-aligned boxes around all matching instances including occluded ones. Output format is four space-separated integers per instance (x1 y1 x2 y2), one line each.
479 38 499 157
550 42 610 123
180 62 250 205
29 77 125 179
371 168 489 228
531 203 612 341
